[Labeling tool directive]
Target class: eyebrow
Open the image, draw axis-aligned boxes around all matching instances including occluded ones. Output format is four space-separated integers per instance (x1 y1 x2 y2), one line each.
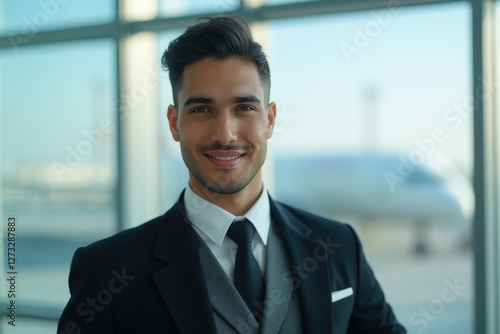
183 97 215 108
231 95 262 104
182 95 262 109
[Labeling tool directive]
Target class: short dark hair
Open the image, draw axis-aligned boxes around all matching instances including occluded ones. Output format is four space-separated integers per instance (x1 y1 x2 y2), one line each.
161 16 271 107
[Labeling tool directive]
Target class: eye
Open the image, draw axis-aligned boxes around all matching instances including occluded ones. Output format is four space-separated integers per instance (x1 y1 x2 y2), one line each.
190 106 210 113
236 105 256 112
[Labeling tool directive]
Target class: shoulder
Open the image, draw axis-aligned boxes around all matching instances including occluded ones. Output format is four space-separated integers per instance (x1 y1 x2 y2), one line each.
87 215 162 253
70 215 162 272
67 210 188 292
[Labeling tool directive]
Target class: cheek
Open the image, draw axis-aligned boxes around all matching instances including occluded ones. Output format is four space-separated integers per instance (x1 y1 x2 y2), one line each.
242 122 269 145
179 121 202 145
178 131 199 156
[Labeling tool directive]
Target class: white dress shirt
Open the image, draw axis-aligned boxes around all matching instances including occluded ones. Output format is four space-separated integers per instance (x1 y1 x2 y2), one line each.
184 183 271 282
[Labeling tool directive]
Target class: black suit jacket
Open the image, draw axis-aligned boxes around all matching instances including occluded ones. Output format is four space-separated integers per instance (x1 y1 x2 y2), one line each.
58 192 406 333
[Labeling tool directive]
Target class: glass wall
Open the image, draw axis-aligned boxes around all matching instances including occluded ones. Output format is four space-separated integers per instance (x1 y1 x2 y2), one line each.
0 0 115 33
1 39 117 312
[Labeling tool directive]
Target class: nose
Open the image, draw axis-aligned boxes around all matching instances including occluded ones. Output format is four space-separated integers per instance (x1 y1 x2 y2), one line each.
210 111 237 145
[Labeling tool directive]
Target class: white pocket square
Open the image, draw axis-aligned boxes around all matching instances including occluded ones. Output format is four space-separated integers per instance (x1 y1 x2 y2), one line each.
331 287 353 303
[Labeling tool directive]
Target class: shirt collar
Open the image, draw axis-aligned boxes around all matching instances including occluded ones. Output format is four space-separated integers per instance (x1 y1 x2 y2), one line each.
184 183 270 246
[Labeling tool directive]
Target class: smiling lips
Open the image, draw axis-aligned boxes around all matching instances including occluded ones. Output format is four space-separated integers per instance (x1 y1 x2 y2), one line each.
205 150 246 168
209 155 241 160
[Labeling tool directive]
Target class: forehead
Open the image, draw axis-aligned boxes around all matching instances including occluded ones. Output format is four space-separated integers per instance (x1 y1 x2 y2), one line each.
178 56 265 105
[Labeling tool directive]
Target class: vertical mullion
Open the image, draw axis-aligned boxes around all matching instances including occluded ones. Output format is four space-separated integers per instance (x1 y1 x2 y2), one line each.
472 0 486 332
490 3 500 333
472 0 499 333
115 0 125 232
0 48 4 334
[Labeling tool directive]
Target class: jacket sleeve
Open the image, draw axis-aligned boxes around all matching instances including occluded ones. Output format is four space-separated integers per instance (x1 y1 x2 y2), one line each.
346 225 407 334
57 247 116 334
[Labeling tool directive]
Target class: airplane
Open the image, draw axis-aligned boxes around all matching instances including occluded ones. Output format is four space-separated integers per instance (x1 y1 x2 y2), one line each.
272 152 474 254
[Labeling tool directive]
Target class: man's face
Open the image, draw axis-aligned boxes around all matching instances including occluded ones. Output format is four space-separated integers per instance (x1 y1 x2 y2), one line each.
167 56 276 195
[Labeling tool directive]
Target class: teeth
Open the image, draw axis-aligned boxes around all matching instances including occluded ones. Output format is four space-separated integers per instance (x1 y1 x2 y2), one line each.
211 155 240 160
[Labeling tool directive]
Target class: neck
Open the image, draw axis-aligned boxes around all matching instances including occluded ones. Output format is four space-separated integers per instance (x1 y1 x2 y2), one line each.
189 173 263 216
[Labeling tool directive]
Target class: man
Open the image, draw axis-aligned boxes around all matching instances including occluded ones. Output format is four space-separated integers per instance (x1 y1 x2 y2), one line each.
58 16 406 334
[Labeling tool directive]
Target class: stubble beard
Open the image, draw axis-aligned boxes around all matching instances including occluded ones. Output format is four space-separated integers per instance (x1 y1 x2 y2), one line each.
182 142 267 195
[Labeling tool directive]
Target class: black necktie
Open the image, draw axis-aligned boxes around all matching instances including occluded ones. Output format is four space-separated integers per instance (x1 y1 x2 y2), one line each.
226 219 265 321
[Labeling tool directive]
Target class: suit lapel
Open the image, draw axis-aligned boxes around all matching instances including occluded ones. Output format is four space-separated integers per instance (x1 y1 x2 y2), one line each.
197 234 260 333
151 194 217 334
269 197 333 334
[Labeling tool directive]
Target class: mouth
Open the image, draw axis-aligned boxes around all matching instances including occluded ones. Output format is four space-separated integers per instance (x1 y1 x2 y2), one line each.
207 155 243 161
204 150 247 168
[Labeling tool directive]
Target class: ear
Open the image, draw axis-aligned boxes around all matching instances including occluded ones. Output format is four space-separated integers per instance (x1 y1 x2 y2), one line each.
266 102 277 139
167 104 180 142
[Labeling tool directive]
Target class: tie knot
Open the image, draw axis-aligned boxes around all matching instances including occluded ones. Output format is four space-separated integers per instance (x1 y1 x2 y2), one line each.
226 219 255 246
